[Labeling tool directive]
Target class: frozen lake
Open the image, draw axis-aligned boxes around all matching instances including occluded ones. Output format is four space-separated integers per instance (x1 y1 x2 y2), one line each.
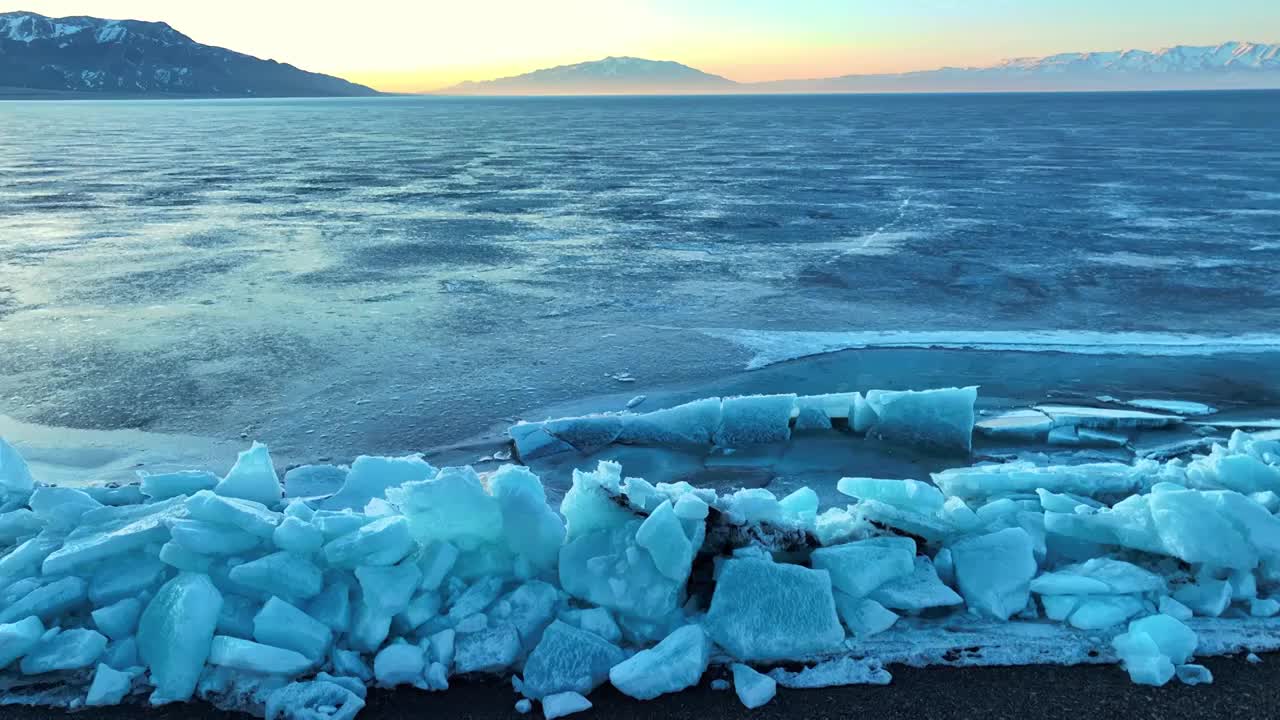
1 91 1278 463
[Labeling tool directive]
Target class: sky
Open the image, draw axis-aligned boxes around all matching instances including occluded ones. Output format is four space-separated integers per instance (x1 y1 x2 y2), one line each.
7 1 1280 92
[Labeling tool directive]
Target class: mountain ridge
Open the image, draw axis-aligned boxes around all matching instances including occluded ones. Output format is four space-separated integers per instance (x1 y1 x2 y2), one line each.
441 42 1280 95
0 11 378 97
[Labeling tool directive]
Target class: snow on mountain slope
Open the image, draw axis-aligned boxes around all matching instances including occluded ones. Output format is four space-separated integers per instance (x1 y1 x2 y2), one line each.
0 11 377 97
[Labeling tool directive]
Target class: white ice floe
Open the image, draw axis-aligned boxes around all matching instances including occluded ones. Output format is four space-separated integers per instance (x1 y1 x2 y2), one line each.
6 400 1280 715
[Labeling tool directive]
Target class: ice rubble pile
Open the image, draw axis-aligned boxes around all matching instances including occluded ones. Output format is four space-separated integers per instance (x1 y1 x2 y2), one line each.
1 391 1279 718
511 386 979 458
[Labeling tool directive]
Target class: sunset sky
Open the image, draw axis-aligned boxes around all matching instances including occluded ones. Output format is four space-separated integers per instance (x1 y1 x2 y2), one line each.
8 0 1280 92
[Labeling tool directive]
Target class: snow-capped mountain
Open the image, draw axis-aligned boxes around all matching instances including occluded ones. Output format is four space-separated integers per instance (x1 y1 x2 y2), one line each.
0 11 377 97
442 56 737 95
759 42 1280 93
992 42 1280 73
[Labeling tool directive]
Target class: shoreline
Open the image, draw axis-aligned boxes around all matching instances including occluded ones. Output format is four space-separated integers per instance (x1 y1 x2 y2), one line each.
3 653 1275 720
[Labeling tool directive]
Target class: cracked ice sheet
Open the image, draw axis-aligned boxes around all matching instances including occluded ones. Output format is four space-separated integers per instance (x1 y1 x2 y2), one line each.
704 329 1280 371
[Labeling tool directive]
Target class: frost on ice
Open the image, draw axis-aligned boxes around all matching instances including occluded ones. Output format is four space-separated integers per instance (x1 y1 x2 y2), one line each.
2 385 1280 717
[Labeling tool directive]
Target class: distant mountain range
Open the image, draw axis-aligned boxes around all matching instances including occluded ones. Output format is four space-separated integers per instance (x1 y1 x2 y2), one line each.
444 42 1280 95
0 11 377 98
2 11 1277 99
445 56 737 95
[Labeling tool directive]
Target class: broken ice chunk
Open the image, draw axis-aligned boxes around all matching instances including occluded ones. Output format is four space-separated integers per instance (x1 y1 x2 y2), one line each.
229 551 324 602
767 657 892 688
833 595 898 637
253 597 332 663
541 691 592 720
1175 663 1213 685
934 461 1145 501
323 516 414 569
704 559 844 661
168 518 261 556
453 624 520 674
0 437 35 499
387 466 503 548
837 477 944 514
0 616 45 669
91 598 143 642
208 635 314 675
215 442 283 508
731 663 777 709
138 573 223 704
609 624 709 700
950 528 1037 620
810 536 915 599
793 392 859 431
1047 426 1129 448
714 394 796 447
265 681 365 720
1034 405 1183 430
0 576 87 625
522 620 624 699
975 409 1053 441
866 386 977 454
617 398 722 447
323 455 437 511
139 470 219 501
373 643 426 688
635 500 696 582
868 556 963 612
86 663 134 706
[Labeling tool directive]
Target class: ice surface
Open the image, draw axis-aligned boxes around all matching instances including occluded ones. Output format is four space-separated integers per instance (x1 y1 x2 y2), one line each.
865 386 977 453
731 663 776 708
838 476 945 513
609 624 709 700
705 559 844 661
